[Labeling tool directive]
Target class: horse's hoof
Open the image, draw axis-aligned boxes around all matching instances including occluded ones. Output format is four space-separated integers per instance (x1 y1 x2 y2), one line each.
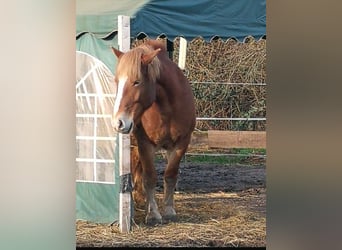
162 214 178 223
145 217 162 226
163 206 177 223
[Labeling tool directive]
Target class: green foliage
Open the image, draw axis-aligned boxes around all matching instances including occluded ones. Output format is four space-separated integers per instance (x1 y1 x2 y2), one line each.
183 148 266 165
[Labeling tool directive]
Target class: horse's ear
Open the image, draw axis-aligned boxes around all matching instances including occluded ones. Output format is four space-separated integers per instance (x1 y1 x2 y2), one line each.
111 47 124 58
141 48 161 65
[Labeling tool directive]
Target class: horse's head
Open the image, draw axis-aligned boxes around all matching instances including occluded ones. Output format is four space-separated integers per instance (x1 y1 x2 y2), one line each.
111 45 161 134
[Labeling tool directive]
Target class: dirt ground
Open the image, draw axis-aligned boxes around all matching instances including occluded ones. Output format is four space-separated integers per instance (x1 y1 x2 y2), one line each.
76 160 266 247
156 160 265 194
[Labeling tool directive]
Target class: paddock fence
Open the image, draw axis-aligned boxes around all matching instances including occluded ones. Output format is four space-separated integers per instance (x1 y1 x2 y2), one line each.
141 37 267 160
185 81 266 161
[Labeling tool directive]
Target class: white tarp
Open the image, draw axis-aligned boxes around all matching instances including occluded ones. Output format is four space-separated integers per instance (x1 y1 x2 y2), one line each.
76 51 117 184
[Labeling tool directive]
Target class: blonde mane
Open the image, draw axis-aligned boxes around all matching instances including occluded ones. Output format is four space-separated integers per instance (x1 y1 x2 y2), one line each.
116 43 161 82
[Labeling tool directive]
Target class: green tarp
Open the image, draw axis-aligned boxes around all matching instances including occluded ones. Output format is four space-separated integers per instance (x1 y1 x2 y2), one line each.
76 0 266 74
77 0 266 41
76 51 119 223
76 33 117 74
76 182 119 223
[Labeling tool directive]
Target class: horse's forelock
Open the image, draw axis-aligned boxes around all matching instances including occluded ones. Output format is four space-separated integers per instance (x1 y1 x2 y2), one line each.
116 45 160 82
116 48 143 80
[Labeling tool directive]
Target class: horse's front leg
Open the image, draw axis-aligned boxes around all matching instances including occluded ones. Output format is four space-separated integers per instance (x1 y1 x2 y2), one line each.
137 140 162 225
163 145 188 222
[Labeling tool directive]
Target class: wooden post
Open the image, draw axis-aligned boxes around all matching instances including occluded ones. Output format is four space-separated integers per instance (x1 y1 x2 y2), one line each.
117 15 132 233
118 15 130 53
178 37 187 70
118 133 131 233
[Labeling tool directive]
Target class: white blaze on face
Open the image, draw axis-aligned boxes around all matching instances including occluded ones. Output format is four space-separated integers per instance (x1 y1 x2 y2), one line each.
113 76 128 118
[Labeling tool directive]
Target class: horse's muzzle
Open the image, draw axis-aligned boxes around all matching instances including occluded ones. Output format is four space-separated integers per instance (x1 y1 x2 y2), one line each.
113 116 133 134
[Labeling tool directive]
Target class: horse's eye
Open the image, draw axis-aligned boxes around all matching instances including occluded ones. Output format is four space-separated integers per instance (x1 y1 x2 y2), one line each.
133 80 141 86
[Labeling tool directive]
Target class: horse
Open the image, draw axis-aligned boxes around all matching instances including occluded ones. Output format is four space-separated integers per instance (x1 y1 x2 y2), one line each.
111 40 196 225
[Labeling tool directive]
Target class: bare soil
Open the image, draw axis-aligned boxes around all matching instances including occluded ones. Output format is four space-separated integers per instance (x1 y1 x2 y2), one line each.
156 160 265 194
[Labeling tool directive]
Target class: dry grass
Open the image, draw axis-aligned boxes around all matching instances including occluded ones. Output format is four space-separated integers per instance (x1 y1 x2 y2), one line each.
174 36 266 84
76 189 266 247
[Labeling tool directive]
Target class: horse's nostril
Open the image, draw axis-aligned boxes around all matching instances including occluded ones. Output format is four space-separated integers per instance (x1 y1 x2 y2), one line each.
117 119 125 130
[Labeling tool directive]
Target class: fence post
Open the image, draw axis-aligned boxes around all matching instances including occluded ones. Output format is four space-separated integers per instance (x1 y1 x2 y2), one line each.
178 37 187 70
117 15 132 233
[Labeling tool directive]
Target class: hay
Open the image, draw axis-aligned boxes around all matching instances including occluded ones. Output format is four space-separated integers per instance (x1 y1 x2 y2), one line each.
76 189 266 247
173 36 266 83
178 37 266 131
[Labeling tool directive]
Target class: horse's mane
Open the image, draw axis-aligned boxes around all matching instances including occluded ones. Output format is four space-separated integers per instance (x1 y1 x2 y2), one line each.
144 39 167 52
116 40 163 82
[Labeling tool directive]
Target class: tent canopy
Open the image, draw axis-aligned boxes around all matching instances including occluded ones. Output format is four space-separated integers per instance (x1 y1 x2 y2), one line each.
76 0 266 41
76 0 266 73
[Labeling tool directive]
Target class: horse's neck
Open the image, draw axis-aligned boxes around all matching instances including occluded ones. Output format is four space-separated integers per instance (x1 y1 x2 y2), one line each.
156 60 183 95
155 83 171 108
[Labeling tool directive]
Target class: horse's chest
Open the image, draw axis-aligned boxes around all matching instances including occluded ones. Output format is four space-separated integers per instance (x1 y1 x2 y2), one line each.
149 130 172 149
141 110 177 148
142 118 170 144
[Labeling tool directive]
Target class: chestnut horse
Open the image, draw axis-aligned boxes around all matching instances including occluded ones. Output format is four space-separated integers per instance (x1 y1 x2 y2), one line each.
111 40 196 225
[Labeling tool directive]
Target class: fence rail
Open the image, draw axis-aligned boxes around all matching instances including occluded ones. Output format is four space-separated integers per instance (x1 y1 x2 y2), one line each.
190 81 266 86
189 130 266 149
196 117 266 121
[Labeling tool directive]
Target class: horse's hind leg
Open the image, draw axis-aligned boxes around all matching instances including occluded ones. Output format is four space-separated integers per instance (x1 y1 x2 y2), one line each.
163 146 187 222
